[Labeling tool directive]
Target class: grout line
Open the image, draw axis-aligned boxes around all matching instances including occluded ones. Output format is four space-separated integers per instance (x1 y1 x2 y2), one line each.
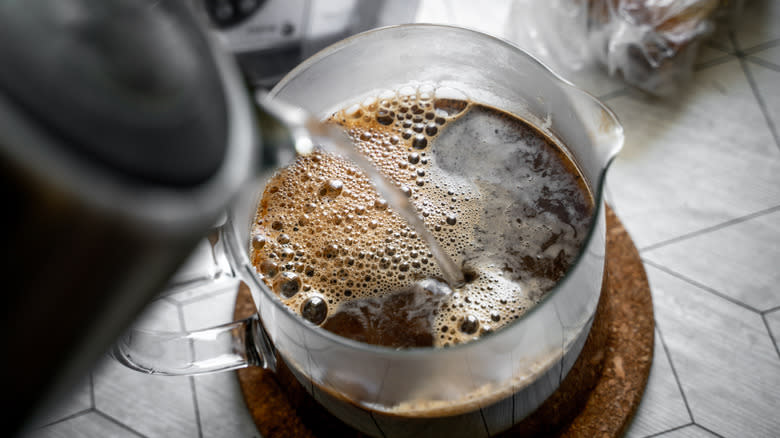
176 300 188 331
189 377 204 438
89 372 96 409
732 32 780 153
640 205 780 253
728 30 741 53
742 38 780 56
640 422 694 438
177 296 205 438
705 39 733 53
762 304 780 315
36 408 93 429
694 422 727 438
160 274 239 304
761 314 780 362
694 53 736 71
654 324 696 424
739 59 780 152
178 282 240 306
157 285 198 300
643 260 762 314
745 55 780 73
160 295 180 306
93 409 149 438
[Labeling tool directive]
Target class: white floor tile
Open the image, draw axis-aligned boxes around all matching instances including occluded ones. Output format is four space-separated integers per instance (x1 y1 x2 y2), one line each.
165 239 220 292
128 297 182 331
180 286 240 330
765 309 780 354
747 60 780 135
732 0 780 50
707 4 739 54
624 329 691 438
181 287 261 438
750 44 780 65
606 60 780 248
24 412 140 438
164 278 239 306
644 209 780 311
164 246 239 306
27 375 91 429
192 373 261 438
92 300 200 438
695 46 733 66
92 358 199 438
647 265 780 438
656 424 720 438
707 27 734 54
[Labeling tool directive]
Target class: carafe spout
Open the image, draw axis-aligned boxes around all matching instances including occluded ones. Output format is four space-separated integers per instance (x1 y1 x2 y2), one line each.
564 85 624 168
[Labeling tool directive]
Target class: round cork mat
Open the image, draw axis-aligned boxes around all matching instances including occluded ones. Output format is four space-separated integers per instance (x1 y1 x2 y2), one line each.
234 206 654 437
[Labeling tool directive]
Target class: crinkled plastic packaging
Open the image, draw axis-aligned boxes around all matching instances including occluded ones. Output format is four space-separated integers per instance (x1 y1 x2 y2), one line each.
508 0 744 96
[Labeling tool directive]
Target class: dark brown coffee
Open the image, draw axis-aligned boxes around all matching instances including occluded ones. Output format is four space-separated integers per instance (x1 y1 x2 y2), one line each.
250 86 593 349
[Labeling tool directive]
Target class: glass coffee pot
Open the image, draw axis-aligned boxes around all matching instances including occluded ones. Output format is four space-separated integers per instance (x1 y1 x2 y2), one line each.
112 24 624 437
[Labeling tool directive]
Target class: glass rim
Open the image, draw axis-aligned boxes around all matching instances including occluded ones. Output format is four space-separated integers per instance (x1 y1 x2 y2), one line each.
243 23 617 359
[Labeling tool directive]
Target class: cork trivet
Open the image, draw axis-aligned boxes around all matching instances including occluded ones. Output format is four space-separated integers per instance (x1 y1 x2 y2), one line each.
234 206 654 437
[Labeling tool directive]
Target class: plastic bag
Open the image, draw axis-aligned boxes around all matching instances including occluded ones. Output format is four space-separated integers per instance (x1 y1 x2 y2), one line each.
507 0 743 96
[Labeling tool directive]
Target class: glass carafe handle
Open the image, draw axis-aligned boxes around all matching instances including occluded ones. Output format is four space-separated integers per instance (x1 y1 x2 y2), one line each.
110 227 277 375
111 314 271 375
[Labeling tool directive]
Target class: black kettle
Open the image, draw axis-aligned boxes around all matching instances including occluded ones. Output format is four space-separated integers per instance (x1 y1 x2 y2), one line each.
0 1 264 434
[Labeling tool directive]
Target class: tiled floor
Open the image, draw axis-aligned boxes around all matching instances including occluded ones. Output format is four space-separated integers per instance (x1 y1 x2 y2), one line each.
23 1 780 437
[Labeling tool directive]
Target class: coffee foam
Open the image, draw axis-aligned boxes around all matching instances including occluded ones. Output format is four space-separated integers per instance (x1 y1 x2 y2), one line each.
250 84 592 347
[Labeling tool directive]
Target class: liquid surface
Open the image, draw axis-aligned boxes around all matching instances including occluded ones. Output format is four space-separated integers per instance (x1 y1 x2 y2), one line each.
250 85 593 348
